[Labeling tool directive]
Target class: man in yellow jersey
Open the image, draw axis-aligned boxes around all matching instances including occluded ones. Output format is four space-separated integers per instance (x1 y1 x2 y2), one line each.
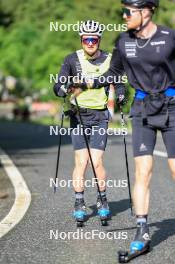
53 20 119 225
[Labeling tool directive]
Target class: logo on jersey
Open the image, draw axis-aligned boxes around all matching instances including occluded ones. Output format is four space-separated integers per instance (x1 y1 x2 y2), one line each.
125 42 137 58
150 41 166 46
161 30 169 35
142 233 150 241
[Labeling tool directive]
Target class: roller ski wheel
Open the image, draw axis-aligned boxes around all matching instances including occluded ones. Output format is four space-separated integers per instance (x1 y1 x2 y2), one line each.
101 219 108 226
76 220 84 228
73 198 87 227
97 196 111 226
118 223 151 263
118 245 150 263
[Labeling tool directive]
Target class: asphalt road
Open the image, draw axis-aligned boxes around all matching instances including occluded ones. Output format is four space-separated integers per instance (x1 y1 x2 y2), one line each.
0 167 15 222
0 121 174 264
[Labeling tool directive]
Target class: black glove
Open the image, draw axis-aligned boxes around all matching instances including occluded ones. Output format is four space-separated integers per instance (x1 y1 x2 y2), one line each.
115 86 127 106
64 109 76 117
71 80 88 91
116 94 127 106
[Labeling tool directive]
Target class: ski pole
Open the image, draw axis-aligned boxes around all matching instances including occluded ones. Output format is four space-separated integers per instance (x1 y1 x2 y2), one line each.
54 99 65 193
119 105 133 216
74 97 104 203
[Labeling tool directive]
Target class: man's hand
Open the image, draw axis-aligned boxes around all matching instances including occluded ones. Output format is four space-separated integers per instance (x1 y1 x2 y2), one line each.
117 94 126 106
67 86 83 97
72 77 94 89
86 78 94 89
116 94 127 106
114 85 127 106
72 87 83 96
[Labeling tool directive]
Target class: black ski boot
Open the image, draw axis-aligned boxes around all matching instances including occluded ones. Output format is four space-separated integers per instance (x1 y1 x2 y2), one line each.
97 195 111 226
118 223 151 263
73 198 87 227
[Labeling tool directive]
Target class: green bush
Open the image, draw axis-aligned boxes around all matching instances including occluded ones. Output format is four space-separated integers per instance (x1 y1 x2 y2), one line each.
0 0 174 103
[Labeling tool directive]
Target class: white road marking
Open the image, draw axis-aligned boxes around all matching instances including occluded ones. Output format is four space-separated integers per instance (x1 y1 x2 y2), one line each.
0 148 31 238
154 150 168 158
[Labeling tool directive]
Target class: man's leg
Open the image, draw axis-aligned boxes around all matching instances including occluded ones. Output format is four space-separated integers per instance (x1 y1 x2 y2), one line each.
71 149 89 222
89 120 108 192
89 120 110 220
161 124 175 181
132 116 157 214
71 120 90 221
133 155 153 215
168 159 175 180
72 149 89 192
90 149 106 191
90 148 110 221
131 116 157 251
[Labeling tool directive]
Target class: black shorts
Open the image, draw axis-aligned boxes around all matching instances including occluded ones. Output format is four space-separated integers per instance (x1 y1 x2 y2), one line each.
132 112 175 158
70 108 109 151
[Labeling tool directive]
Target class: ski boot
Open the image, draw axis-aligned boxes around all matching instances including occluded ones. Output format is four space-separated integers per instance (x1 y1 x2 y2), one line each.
73 198 87 227
118 223 151 263
97 195 111 226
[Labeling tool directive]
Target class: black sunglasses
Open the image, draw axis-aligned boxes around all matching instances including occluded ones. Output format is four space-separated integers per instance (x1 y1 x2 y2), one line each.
122 7 142 17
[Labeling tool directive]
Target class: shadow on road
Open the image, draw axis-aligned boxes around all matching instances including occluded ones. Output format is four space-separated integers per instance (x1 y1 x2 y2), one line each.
88 199 130 219
150 218 175 248
104 217 175 250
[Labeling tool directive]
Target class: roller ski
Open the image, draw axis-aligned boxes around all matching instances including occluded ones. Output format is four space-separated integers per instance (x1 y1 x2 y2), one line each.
97 195 111 226
118 223 151 263
73 198 87 227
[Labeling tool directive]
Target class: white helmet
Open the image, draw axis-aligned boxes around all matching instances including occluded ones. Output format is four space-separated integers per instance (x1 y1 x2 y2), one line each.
79 20 104 37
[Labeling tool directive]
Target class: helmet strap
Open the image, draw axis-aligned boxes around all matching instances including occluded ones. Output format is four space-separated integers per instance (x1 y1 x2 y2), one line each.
134 10 152 34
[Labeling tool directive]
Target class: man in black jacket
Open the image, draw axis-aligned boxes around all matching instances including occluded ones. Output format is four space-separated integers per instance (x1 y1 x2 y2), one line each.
54 20 113 224
83 0 175 252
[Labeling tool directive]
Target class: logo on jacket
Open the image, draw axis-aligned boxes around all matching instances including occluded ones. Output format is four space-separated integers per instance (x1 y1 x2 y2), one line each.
139 143 148 152
125 42 137 58
150 41 166 46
